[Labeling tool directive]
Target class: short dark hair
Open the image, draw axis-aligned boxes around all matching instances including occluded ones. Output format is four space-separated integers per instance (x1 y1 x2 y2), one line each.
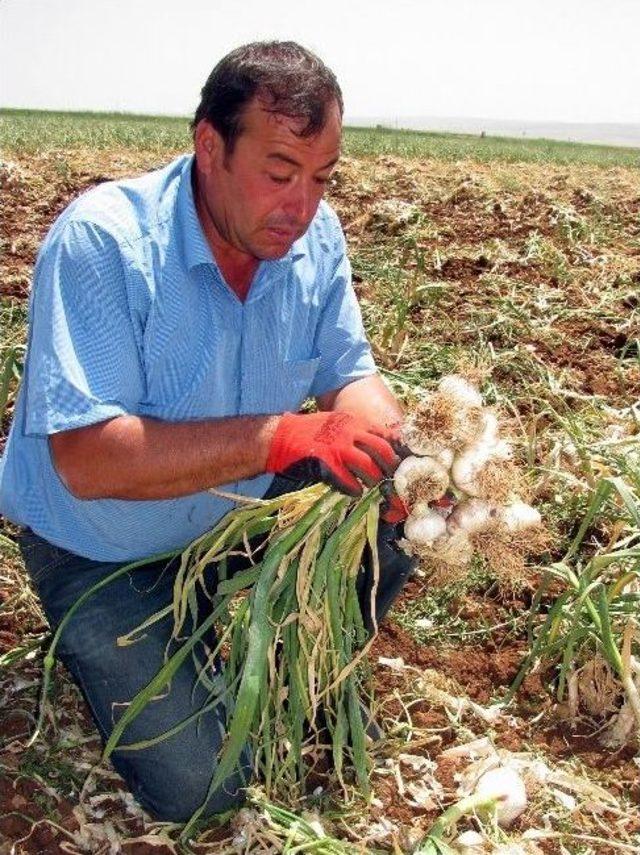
192 41 343 152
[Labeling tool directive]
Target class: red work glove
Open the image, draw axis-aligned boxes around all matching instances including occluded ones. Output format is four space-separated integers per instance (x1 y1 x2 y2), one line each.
266 412 400 497
380 491 410 524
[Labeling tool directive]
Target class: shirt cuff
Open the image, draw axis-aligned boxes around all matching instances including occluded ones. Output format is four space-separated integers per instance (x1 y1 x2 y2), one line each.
25 402 129 436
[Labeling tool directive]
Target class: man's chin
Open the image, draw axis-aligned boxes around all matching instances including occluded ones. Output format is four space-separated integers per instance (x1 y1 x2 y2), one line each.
252 246 290 262
255 236 299 260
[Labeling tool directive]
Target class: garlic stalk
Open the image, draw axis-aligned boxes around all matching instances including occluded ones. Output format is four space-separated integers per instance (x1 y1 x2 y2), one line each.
478 409 499 445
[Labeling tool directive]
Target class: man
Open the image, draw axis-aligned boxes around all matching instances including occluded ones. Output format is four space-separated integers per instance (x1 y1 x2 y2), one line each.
0 41 412 821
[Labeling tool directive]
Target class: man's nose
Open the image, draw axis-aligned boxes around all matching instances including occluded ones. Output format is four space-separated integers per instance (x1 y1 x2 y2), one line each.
285 182 317 224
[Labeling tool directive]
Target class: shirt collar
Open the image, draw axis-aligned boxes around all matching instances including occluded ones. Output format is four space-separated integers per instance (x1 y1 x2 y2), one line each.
177 154 216 271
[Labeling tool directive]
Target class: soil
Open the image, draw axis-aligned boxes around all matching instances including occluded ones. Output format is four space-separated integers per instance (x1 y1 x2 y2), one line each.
2 148 640 853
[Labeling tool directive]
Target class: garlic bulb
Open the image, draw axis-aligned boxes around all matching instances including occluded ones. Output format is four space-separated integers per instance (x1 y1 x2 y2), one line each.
404 506 447 548
473 766 527 827
451 439 512 497
433 447 454 470
403 434 455 470
402 377 485 456
492 439 512 459
499 501 541 532
455 830 486 853
393 455 449 505
447 498 498 535
437 374 483 410
401 418 451 460
431 530 474 566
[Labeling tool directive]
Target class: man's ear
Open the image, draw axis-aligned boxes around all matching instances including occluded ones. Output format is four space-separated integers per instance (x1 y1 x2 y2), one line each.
193 120 224 174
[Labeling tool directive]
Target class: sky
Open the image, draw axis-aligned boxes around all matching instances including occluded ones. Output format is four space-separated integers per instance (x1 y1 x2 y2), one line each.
1 0 639 125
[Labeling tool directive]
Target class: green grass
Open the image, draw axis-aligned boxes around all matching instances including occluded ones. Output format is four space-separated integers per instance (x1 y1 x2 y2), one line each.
0 299 27 433
0 109 190 155
346 125 640 167
2 108 639 167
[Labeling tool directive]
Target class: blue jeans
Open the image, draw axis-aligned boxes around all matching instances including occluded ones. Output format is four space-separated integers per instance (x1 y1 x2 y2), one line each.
17 477 414 822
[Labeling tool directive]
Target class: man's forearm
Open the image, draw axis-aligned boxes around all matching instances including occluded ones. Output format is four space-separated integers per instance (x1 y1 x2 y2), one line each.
317 374 404 429
49 414 281 500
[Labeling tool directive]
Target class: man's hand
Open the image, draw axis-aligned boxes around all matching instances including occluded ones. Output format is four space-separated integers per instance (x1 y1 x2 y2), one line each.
265 411 400 497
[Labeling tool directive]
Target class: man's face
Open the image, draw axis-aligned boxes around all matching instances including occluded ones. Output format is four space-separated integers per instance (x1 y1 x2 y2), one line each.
195 98 342 261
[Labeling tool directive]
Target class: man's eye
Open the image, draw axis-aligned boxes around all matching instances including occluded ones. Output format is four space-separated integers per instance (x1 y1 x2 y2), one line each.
269 174 291 185
315 176 330 186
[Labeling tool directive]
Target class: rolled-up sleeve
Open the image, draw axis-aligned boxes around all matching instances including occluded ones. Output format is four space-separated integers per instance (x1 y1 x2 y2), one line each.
23 219 145 435
309 222 377 398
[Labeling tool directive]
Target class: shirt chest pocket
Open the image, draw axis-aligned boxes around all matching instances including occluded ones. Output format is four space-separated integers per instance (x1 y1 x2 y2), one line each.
246 356 321 415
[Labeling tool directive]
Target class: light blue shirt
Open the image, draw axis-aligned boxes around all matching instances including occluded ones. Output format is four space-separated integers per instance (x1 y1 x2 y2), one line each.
0 154 376 562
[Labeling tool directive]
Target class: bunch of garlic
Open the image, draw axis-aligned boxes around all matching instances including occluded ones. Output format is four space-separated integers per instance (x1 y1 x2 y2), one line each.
395 374 541 566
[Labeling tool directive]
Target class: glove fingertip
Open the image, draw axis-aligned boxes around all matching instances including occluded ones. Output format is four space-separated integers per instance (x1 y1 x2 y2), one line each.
318 461 362 498
337 478 363 498
392 439 413 460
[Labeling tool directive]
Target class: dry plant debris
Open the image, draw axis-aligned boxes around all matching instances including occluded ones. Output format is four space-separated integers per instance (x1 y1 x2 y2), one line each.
2 134 640 853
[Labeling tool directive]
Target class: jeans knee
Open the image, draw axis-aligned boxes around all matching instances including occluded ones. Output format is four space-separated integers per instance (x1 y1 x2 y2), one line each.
140 773 247 823
114 751 252 823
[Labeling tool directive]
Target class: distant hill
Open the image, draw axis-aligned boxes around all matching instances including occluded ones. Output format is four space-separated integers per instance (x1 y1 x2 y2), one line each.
346 116 640 148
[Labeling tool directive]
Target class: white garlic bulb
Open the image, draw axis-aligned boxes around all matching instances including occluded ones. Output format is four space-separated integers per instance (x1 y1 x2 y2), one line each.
447 498 498 535
437 374 483 409
433 446 454 470
404 506 447 548
401 416 451 460
431 530 474 566
393 455 449 504
499 501 541 532
455 830 486 853
473 766 527 827
451 439 512 496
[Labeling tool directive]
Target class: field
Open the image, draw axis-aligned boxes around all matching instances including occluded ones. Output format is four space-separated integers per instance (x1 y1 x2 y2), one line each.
1 110 640 854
